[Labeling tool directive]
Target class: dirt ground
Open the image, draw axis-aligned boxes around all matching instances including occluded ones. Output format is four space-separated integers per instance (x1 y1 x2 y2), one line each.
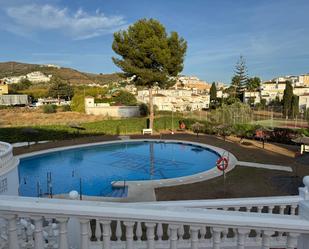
0 108 105 127
13 133 309 201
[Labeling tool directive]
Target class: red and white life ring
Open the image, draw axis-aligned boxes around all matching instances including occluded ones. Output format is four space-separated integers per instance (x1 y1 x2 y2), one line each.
216 157 228 171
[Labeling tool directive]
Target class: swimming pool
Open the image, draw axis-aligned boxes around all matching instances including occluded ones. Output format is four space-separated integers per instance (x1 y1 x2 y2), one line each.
18 141 220 197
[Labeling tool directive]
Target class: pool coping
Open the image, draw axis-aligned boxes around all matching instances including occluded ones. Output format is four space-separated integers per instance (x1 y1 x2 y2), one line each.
16 139 238 201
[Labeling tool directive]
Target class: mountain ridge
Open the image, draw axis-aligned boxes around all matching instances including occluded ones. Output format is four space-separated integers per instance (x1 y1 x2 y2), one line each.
0 61 122 85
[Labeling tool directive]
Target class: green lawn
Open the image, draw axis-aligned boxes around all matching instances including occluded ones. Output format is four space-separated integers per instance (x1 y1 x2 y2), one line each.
0 116 184 143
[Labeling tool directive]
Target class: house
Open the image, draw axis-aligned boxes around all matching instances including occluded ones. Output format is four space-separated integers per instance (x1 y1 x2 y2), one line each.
299 94 309 112
26 71 52 83
84 97 140 117
137 89 210 111
243 91 261 105
0 80 9 95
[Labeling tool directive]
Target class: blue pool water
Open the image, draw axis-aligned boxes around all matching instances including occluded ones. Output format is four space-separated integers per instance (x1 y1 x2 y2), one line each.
19 141 220 197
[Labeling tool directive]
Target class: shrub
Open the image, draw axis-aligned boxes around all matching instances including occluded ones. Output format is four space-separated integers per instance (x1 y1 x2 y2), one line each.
42 104 57 114
139 103 149 116
269 128 300 144
71 94 85 112
113 90 137 106
232 123 256 142
61 105 71 112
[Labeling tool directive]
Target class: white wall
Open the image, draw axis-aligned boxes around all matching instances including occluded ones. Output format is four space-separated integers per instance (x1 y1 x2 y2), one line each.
85 106 140 117
0 166 19 196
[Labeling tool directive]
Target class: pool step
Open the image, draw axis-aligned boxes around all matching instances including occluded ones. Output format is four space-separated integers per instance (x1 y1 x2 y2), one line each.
105 187 128 198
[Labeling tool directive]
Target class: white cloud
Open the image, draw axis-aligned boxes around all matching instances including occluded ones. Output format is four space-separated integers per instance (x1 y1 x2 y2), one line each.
4 4 126 40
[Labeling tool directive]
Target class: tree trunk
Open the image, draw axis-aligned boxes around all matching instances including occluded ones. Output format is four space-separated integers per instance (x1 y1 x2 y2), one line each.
149 87 154 130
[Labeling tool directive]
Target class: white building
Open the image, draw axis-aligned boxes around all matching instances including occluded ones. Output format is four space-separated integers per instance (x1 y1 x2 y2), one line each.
174 76 211 94
260 81 287 103
299 94 309 112
85 97 140 117
1 75 26 84
42 64 61 69
26 71 52 83
243 91 261 105
137 89 210 111
36 98 70 106
1 71 52 84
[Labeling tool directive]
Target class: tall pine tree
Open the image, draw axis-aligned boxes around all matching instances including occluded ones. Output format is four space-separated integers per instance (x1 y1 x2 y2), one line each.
232 56 248 94
290 95 299 118
210 82 217 104
112 19 187 129
282 81 293 118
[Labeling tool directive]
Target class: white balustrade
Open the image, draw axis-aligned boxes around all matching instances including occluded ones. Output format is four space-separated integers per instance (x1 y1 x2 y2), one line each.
0 142 16 173
138 195 301 216
1 177 309 249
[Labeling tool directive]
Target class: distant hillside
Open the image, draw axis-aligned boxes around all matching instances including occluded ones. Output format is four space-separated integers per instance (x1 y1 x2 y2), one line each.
0 61 122 85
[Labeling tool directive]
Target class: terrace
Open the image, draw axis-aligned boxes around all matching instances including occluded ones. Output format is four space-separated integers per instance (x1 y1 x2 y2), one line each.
1 138 309 249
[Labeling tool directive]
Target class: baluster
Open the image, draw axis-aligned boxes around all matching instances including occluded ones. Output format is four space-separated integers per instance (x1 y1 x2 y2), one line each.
88 221 91 239
51 222 59 248
222 228 228 241
26 221 34 247
268 205 274 214
46 221 55 249
212 227 223 249
145 223 156 249
57 217 69 249
169 224 179 249
124 221 134 249
157 223 163 241
246 206 252 212
199 226 206 241
80 219 89 249
178 225 184 241
279 205 285 215
290 205 297 215
167 224 170 237
95 219 101 241
277 206 286 239
115 220 122 241
190 226 199 249
136 222 142 241
236 228 249 249
32 216 44 249
6 214 20 249
261 230 273 249
101 220 111 249
255 206 263 241
257 206 263 213
286 232 299 249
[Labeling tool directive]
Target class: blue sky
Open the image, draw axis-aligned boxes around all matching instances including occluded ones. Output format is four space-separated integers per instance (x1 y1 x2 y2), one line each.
0 0 308 83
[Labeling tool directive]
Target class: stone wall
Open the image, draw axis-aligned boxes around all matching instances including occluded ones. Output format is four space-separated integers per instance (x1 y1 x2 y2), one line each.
85 105 140 117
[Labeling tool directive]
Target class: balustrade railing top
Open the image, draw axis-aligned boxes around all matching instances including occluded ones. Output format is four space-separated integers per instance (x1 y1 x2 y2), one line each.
0 142 16 173
0 195 308 232
137 195 301 209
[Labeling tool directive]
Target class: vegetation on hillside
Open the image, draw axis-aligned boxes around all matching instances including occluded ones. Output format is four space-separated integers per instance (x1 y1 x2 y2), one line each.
0 61 121 85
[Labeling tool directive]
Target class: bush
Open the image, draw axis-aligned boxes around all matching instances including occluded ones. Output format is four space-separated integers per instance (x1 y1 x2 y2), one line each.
61 105 71 112
113 90 137 106
71 94 85 112
42 104 57 114
232 123 256 138
139 103 149 116
269 128 300 144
